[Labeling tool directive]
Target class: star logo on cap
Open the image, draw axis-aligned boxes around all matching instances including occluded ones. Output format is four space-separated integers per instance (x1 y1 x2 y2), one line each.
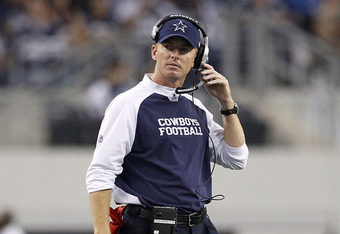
173 20 188 33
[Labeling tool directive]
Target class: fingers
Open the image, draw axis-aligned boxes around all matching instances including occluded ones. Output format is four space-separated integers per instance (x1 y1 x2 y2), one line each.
200 63 227 85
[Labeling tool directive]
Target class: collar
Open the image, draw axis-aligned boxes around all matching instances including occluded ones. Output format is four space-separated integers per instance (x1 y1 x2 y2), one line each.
142 73 180 102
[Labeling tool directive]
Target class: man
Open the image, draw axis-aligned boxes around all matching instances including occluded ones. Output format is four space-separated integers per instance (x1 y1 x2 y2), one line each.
86 14 249 234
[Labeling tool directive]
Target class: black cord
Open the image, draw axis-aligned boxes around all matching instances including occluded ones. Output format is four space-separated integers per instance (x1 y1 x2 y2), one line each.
189 82 225 203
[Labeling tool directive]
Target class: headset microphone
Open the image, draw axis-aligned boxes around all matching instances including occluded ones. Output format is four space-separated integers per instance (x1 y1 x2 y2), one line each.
175 64 207 94
175 79 204 94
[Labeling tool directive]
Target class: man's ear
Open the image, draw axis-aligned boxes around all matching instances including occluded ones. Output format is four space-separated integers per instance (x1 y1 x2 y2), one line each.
151 44 157 61
191 48 198 68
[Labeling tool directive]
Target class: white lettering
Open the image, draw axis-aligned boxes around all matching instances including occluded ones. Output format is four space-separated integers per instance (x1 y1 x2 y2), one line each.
178 118 185 126
158 119 165 126
154 219 176 225
164 119 172 126
177 127 184 135
157 117 203 136
195 126 203 135
172 127 179 135
165 127 172 135
192 119 200 126
159 127 165 136
169 118 179 126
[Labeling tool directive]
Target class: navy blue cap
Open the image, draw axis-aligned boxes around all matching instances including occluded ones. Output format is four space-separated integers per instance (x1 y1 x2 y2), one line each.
157 19 200 48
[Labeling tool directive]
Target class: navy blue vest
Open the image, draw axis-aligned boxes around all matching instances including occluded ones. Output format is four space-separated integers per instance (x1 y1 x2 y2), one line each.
114 93 211 214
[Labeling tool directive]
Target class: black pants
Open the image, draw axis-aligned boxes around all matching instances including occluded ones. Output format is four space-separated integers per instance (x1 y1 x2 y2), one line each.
119 209 219 234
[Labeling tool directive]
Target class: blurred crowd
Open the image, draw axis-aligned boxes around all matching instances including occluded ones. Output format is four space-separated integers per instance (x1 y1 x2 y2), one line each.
0 0 339 146
0 0 339 87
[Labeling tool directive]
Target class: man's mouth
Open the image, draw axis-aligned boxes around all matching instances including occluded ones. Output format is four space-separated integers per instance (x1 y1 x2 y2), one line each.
167 63 180 68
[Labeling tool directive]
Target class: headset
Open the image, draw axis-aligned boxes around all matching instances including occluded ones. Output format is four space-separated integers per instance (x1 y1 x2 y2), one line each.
151 14 209 72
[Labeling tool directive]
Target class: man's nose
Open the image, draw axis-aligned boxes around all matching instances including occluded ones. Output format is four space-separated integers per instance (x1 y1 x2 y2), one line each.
170 50 180 59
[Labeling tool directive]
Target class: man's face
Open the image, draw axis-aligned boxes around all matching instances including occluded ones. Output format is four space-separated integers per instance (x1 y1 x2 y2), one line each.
152 36 197 85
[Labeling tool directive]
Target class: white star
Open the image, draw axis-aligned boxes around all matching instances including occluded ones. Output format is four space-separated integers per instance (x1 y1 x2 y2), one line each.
173 20 188 33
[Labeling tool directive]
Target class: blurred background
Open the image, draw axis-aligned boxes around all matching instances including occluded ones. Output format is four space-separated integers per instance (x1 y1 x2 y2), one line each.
0 0 339 233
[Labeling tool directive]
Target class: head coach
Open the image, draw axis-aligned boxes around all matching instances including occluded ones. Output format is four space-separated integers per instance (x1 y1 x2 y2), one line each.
86 14 249 234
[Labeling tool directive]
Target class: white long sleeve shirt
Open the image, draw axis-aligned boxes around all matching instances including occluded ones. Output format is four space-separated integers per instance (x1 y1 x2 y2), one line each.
86 74 248 213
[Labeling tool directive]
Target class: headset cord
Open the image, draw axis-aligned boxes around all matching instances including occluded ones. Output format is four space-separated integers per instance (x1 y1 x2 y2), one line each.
190 86 225 203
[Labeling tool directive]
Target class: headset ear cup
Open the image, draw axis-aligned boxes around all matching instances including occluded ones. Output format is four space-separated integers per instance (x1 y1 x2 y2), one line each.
151 25 159 41
193 46 204 70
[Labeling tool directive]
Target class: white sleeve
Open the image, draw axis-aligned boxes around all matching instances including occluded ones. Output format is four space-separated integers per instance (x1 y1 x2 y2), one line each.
209 121 249 170
85 95 138 193
193 98 249 170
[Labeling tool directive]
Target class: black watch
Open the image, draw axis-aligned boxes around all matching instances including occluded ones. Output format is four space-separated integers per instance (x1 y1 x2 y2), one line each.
220 102 239 116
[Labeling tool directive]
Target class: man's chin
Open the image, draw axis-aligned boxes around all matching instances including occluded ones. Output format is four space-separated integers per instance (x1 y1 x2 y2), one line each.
164 71 178 78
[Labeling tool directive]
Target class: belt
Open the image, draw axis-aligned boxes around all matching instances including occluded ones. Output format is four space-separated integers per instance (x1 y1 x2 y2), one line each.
125 204 207 227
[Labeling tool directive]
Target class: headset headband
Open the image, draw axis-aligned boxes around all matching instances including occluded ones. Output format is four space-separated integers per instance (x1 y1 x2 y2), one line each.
151 14 207 41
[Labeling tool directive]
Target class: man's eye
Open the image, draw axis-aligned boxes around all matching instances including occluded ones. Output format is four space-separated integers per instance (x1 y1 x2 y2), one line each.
180 48 190 54
162 43 191 54
164 44 173 50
